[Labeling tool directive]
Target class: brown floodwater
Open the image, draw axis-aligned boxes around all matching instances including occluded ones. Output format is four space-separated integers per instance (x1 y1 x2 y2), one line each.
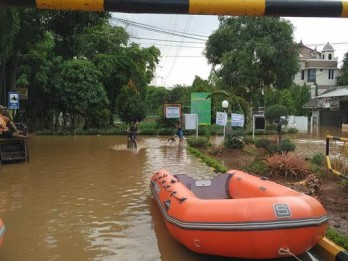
0 133 340 261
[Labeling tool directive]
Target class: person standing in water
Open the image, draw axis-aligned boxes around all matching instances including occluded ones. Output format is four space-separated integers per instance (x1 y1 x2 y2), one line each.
175 121 184 143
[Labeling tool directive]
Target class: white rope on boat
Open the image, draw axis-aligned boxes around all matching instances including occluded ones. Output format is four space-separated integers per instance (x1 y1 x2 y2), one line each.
278 248 303 261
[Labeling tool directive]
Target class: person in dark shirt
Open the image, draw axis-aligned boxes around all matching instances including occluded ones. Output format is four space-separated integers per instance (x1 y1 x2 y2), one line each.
127 119 138 142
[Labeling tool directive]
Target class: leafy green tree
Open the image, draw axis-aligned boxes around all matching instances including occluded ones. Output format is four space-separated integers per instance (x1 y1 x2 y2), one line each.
265 104 288 142
191 76 213 92
46 11 110 59
264 86 310 116
113 44 160 121
166 85 191 113
0 9 43 105
279 89 296 115
205 17 299 103
16 31 61 129
337 52 348 85
76 23 129 58
289 85 310 116
145 86 170 115
116 82 146 123
51 58 108 127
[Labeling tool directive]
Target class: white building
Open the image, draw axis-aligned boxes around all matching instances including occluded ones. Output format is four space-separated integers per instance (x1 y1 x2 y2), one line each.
294 41 339 97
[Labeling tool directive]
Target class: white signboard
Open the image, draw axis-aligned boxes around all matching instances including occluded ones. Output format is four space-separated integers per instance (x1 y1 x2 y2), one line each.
184 114 198 130
231 113 244 127
216 112 227 126
165 107 180 119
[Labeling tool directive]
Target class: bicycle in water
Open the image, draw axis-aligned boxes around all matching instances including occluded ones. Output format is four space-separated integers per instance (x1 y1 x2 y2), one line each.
127 132 137 149
127 120 138 150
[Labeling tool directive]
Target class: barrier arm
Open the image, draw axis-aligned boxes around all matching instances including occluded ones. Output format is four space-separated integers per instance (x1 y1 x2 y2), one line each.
1 0 348 17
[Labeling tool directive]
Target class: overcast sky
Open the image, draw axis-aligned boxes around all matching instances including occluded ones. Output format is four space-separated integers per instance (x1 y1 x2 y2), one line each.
111 14 348 87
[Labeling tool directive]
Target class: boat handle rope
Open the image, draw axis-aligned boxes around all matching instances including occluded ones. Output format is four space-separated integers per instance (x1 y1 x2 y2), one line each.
194 239 201 247
278 248 302 261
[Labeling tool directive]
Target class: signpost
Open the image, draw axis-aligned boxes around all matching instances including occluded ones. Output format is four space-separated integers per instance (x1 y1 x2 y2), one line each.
253 114 266 140
8 91 19 110
231 113 244 127
184 114 199 137
164 103 181 119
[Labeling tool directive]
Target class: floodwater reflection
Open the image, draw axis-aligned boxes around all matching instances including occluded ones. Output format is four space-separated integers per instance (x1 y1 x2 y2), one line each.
0 135 329 260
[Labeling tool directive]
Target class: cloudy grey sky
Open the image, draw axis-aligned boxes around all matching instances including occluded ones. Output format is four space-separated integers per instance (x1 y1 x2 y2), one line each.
111 14 348 87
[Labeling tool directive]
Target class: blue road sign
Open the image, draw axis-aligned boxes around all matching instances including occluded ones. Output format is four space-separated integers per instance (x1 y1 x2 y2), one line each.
8 91 19 109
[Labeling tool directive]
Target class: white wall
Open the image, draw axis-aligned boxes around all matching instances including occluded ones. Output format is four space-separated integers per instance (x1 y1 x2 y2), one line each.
287 116 308 132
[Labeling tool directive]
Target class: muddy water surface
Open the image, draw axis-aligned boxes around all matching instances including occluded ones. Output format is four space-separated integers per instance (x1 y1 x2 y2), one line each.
0 135 328 261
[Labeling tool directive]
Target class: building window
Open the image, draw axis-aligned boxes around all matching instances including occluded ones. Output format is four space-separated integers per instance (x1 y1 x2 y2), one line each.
322 54 325 59
307 69 316 82
301 70 304 80
328 69 334 79
329 54 332 60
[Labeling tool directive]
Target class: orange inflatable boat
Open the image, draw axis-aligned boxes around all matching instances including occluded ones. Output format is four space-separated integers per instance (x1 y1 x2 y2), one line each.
150 169 328 259
0 217 5 247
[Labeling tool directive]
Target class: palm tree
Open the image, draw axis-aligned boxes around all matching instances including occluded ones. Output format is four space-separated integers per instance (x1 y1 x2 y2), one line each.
206 89 251 128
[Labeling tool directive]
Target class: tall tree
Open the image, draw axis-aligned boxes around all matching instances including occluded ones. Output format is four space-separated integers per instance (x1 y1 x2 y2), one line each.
78 24 160 124
46 11 110 59
205 17 299 105
51 58 108 127
337 52 348 86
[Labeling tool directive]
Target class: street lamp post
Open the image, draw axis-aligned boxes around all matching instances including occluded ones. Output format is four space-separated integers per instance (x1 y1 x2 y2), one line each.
222 100 229 140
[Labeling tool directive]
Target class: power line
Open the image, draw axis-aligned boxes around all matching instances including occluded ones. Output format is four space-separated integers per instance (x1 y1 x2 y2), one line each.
136 43 204 48
129 36 205 44
111 17 208 41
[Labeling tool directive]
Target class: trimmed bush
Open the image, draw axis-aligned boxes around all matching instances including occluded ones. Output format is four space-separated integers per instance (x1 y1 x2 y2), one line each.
311 153 326 166
254 138 271 149
224 129 245 149
245 160 269 175
279 139 296 153
187 147 227 173
186 136 210 148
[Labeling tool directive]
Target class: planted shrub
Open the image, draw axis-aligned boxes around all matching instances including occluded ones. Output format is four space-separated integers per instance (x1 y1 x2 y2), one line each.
267 143 280 154
224 129 245 149
279 139 296 154
186 136 209 148
311 153 326 166
187 147 227 173
264 152 311 179
286 127 298 134
245 160 269 175
243 136 254 145
209 144 223 155
254 138 271 149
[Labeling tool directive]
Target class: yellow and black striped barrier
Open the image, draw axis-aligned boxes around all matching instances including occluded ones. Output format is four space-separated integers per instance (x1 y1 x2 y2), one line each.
315 237 348 261
1 0 348 17
326 133 348 180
